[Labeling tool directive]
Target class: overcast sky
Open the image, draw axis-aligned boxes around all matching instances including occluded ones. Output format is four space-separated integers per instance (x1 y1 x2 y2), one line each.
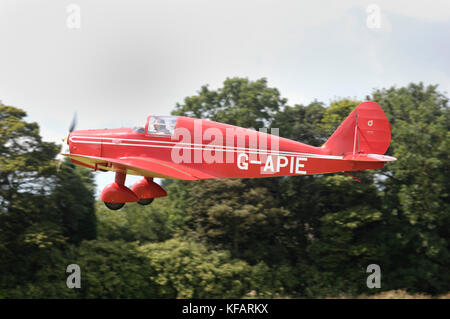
1 0 449 195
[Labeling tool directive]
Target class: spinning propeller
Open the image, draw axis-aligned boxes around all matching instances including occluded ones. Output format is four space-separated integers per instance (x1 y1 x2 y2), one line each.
57 113 77 172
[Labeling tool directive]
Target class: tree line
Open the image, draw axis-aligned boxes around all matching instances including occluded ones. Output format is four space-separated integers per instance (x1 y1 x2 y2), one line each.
0 79 448 298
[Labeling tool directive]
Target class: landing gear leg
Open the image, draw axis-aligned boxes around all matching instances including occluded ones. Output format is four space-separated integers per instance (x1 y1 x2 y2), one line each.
101 171 138 210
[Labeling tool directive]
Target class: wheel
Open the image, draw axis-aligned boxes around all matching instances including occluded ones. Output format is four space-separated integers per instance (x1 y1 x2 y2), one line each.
104 202 125 210
137 198 154 206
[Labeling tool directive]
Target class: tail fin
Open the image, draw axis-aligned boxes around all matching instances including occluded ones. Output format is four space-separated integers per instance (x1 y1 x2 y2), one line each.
323 101 392 156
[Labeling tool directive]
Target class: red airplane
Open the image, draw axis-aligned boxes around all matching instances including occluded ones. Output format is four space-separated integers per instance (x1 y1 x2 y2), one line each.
61 101 396 210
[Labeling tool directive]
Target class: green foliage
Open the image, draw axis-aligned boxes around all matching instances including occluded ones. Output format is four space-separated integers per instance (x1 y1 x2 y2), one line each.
73 240 158 298
304 205 385 296
0 105 97 295
96 181 191 243
139 238 271 298
181 179 291 265
272 101 327 146
0 105 58 206
320 99 361 137
53 159 97 244
172 77 287 128
369 83 450 294
96 201 173 242
0 245 77 298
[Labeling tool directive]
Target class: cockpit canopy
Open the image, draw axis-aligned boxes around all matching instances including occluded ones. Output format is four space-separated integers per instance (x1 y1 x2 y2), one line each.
147 116 178 135
133 116 179 136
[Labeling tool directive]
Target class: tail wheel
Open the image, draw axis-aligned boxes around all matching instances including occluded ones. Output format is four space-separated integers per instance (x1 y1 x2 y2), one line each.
104 202 125 210
137 198 154 206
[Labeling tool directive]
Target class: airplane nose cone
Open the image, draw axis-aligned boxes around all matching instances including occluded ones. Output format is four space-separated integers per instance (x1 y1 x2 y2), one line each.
64 132 72 154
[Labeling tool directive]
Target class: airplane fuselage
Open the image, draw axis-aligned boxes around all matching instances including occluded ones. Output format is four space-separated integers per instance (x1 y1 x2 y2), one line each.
67 116 384 180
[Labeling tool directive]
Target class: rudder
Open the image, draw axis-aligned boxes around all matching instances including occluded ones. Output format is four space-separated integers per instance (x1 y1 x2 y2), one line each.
323 101 392 156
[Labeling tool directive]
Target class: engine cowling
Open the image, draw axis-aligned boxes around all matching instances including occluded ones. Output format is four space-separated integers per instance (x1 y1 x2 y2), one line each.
131 177 167 199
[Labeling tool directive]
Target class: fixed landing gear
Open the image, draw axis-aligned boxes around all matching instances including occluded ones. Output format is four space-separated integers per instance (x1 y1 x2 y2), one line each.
137 198 154 205
100 173 166 211
100 171 138 211
104 202 125 210
103 197 153 210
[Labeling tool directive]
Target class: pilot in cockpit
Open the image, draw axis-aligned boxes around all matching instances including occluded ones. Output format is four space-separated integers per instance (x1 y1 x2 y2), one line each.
153 118 171 135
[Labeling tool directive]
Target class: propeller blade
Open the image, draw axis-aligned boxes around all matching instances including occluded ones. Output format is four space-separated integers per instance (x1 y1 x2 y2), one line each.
57 113 76 173
69 113 77 133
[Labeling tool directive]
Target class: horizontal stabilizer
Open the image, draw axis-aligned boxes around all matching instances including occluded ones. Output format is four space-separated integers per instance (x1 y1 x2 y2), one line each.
343 154 397 162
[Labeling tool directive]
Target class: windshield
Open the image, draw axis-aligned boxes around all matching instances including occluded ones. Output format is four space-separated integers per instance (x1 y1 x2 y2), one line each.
147 116 178 136
133 126 145 133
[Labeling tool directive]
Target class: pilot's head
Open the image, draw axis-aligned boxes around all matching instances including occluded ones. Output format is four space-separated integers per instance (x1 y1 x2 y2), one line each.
154 119 167 131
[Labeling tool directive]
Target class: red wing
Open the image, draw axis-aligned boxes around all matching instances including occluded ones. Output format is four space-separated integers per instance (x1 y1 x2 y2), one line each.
62 154 217 180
